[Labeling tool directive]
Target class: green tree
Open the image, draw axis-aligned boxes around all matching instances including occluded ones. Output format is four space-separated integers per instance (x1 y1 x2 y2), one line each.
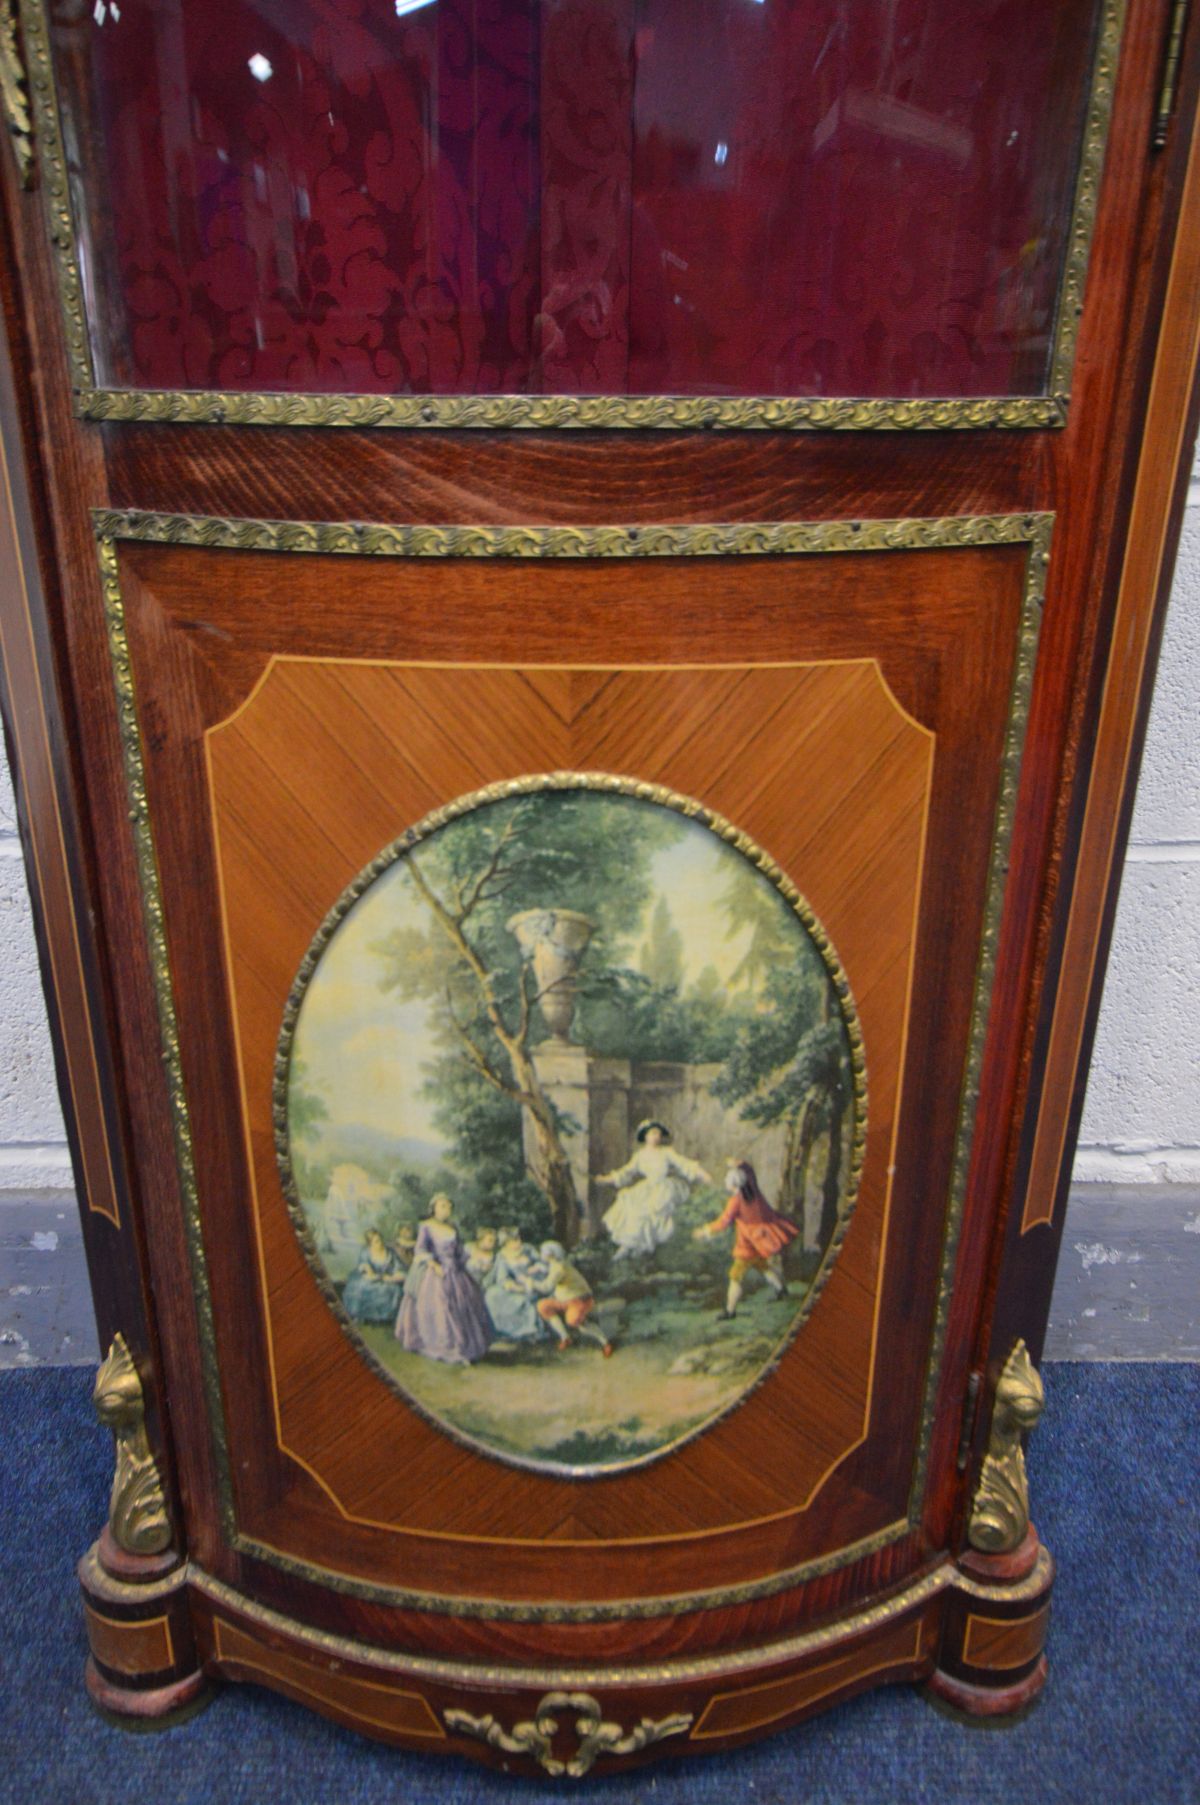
381 1162 463 1243
287 1059 329 1201
719 859 797 993
578 964 744 1065
713 957 851 1228
711 867 854 1227
416 1054 551 1242
638 896 684 990
387 1168 433 1225
370 791 681 1245
692 963 723 1007
288 1058 329 1141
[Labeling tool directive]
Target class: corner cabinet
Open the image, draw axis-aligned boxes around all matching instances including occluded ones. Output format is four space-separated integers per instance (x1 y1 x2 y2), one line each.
0 0 1196 1775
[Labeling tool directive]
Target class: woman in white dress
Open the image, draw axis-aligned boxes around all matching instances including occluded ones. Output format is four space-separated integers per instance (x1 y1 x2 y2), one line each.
598 1120 712 1256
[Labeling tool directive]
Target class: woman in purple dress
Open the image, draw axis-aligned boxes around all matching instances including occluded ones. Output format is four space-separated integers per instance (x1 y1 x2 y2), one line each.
395 1193 492 1364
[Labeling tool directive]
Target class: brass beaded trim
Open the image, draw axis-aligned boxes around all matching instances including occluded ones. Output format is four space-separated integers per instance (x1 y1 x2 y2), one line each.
77 1535 1051 1681
97 533 236 1540
235 1519 912 1624
94 507 1051 1619
27 0 1123 432
193 1547 1054 1690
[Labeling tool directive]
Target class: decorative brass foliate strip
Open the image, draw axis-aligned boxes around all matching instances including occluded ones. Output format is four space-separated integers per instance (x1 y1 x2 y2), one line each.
75 389 1072 433
199 1563 945 1691
93 1333 172 1556
1153 0 1191 148
233 1519 911 1624
92 509 1053 560
30 0 1122 431
193 1545 1053 1692
967 1340 1045 1554
0 0 32 186
95 507 1052 1621
445 1693 693 1777
906 518 1053 1520
1048 0 1127 402
21 0 88 388
96 536 237 1541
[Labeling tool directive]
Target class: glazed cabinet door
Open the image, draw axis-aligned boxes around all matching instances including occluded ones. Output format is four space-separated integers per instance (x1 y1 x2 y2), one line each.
0 0 1196 1770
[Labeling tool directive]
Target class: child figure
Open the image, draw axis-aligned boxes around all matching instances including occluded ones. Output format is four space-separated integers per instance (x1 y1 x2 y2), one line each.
465 1225 498 1285
391 1222 418 1271
693 1160 798 1319
485 1227 547 1342
535 1241 613 1356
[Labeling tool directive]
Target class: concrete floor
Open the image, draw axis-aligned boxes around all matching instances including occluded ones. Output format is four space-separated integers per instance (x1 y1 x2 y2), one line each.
1041 1184 1200 1360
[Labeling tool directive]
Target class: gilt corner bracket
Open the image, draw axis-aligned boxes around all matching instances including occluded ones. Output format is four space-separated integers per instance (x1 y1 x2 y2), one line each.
93 1333 173 1558
967 1339 1045 1556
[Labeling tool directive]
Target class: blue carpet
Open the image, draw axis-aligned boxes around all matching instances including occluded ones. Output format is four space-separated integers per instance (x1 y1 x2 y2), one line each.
0 1363 1195 1803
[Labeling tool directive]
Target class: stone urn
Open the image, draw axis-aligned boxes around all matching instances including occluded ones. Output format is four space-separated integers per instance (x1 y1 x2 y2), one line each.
506 909 595 1041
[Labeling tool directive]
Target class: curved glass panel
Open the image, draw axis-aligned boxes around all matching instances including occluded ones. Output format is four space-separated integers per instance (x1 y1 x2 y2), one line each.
277 780 864 1475
47 0 1105 404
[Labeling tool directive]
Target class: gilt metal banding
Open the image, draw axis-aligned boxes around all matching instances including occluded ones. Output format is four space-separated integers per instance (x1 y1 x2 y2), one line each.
273 770 868 1482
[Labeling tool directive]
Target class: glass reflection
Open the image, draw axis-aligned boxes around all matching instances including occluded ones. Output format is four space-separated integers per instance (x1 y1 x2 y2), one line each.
49 0 1101 399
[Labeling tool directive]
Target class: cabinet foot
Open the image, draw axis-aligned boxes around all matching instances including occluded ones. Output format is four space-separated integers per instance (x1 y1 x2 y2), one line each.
78 1335 210 1724
927 1524 1054 1718
78 1539 208 1728
925 1655 1047 1721
84 1656 212 1729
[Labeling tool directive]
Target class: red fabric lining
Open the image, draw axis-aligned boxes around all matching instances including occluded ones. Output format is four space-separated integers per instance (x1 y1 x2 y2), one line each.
58 0 1098 398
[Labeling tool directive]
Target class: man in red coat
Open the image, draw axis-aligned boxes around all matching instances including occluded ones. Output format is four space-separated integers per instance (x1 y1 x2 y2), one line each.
693 1159 798 1319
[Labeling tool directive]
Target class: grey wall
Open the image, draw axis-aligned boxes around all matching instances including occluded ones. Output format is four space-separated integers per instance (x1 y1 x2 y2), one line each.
1073 497 1200 1184
0 756 74 1192
1042 479 1200 1359
1 474 1197 1364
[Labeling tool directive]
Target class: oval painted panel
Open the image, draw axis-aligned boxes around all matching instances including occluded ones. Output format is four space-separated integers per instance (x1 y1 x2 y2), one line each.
276 777 866 1476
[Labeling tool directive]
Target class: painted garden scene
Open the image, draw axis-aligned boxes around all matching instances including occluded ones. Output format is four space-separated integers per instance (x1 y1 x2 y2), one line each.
279 780 863 1475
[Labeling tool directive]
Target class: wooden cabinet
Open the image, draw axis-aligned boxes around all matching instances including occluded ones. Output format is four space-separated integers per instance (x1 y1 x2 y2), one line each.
0 0 1197 1774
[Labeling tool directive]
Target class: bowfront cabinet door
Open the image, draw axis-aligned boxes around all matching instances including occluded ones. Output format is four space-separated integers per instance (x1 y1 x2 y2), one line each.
1 0 1197 1773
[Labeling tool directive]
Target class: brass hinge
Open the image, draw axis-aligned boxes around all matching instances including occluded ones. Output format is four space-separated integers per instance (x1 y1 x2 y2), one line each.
0 0 33 188
956 1368 983 1471
1154 0 1191 149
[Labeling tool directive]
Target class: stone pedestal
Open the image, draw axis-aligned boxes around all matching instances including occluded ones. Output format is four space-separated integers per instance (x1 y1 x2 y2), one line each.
521 1048 795 1237
524 1045 632 1237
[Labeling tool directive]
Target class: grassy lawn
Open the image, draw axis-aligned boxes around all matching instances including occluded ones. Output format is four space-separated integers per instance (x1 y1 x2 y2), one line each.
356 1188 813 1471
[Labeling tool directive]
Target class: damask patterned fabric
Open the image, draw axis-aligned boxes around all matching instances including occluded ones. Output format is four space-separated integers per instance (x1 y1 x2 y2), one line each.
53 0 1099 398
628 0 1097 398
